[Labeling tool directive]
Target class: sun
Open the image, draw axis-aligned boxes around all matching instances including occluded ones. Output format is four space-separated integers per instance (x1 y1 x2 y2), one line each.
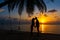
38 15 47 23
40 18 46 23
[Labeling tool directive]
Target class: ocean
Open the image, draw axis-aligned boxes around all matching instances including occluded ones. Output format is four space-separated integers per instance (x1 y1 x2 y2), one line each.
0 24 60 34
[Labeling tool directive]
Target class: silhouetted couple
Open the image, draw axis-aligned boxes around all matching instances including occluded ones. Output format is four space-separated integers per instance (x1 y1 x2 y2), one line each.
31 17 39 36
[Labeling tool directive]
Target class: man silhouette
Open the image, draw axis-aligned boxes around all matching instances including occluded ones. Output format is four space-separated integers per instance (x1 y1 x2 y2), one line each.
31 18 35 35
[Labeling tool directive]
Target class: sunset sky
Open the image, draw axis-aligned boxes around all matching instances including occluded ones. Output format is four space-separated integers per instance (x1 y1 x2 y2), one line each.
0 0 60 23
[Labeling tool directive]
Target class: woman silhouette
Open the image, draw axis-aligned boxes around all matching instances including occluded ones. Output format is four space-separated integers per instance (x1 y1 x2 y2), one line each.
35 17 39 33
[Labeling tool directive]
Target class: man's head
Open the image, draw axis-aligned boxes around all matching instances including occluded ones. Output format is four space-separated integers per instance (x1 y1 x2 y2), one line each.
35 17 37 20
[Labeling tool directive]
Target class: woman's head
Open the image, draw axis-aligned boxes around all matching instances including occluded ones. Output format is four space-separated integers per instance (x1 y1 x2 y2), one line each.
35 17 37 20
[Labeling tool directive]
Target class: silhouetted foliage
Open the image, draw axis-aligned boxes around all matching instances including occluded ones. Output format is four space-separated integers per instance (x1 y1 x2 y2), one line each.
0 0 54 16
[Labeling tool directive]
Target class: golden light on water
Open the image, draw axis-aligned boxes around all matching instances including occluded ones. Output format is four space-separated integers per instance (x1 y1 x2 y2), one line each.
40 24 46 33
41 24 44 33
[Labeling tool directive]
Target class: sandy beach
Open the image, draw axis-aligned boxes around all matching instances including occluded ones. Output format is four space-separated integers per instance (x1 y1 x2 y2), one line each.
0 30 60 40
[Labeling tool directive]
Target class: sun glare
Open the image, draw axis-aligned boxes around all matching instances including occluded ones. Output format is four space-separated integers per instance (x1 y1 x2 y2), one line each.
38 16 47 23
40 18 46 23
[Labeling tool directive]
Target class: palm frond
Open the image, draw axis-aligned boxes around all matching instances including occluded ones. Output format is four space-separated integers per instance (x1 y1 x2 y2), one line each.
11 0 17 11
40 0 47 12
26 0 34 16
18 0 24 15
35 0 43 12
0 1 8 8
15 0 20 8
7 0 17 12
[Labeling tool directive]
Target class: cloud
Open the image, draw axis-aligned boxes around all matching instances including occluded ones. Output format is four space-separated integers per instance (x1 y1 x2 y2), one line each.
0 8 5 12
48 9 57 13
44 14 48 17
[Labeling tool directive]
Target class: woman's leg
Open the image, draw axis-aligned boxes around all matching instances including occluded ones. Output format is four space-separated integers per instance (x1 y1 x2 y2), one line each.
37 27 39 32
37 27 39 36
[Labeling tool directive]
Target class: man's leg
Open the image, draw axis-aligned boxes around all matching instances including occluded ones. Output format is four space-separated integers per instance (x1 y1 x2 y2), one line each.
31 26 33 35
37 27 39 36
